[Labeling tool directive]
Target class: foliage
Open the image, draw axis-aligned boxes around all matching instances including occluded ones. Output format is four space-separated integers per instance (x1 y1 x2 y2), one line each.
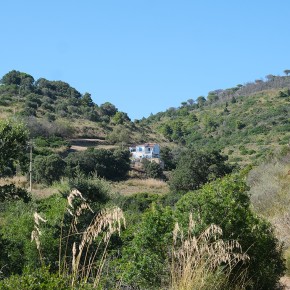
142 159 164 179
0 184 31 203
65 148 130 181
107 125 132 144
0 200 36 277
169 149 233 192
160 146 177 170
0 267 72 290
115 192 161 213
66 172 111 205
121 204 174 289
33 154 66 185
175 174 285 290
171 214 249 290
0 119 29 176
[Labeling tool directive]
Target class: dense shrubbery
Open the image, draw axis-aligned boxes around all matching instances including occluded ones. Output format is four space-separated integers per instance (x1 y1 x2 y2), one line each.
65 148 130 181
175 174 285 290
169 148 233 192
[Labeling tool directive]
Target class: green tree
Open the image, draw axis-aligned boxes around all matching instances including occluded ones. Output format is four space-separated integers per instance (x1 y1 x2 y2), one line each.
65 149 130 181
0 120 29 176
169 149 233 192
111 111 131 125
283 69 290 76
81 92 94 107
142 159 164 179
33 154 66 185
99 102 118 117
160 146 176 170
107 125 131 144
1 70 22 85
197 96 206 107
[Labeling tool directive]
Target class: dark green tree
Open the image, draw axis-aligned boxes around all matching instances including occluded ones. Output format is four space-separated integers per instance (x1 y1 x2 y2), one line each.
1 70 22 85
100 102 118 117
169 149 233 192
0 120 29 176
81 92 94 107
33 154 66 185
142 159 164 179
160 146 176 170
197 96 206 107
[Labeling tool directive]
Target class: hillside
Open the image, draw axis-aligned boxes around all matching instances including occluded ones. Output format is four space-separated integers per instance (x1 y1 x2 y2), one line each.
0 70 289 289
143 74 290 165
0 70 163 144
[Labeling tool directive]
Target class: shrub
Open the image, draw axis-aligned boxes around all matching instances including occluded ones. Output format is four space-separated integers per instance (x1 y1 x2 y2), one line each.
169 149 233 192
65 149 130 181
33 154 66 185
121 204 174 289
175 174 285 290
0 184 31 203
142 159 164 179
0 267 71 290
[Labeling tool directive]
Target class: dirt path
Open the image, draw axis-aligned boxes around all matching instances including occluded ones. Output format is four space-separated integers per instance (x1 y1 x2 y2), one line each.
68 138 118 151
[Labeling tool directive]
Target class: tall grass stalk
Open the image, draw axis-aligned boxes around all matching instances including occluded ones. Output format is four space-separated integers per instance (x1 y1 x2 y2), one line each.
171 213 249 290
31 189 126 289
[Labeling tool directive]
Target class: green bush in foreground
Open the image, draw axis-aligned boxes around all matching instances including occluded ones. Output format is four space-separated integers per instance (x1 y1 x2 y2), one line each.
175 174 285 290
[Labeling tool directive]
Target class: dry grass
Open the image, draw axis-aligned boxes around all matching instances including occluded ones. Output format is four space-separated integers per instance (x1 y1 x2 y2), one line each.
31 189 126 288
113 178 169 195
171 214 249 290
248 156 290 250
0 175 28 188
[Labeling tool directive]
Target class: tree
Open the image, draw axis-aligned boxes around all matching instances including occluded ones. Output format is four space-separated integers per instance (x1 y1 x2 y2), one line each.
99 102 118 117
81 92 94 107
107 125 131 145
111 111 131 125
169 149 233 192
207 93 219 103
196 96 206 107
1 70 22 85
142 159 164 179
283 69 290 76
33 154 66 185
187 99 195 106
160 146 176 170
0 120 29 176
65 148 130 181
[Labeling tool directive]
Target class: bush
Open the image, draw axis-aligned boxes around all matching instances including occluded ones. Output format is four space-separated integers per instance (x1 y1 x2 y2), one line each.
0 184 31 203
33 154 66 185
169 149 233 192
65 149 130 181
142 159 164 179
175 174 285 289
121 204 174 289
0 267 71 290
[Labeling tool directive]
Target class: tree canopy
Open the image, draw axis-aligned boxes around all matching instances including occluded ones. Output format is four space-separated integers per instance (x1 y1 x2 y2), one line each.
169 149 233 192
0 120 29 176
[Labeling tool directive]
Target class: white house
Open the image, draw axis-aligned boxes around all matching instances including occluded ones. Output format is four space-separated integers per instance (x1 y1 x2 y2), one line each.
129 143 160 159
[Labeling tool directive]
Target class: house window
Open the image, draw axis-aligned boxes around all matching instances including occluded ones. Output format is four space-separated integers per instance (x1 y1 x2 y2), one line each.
138 147 143 152
148 148 151 151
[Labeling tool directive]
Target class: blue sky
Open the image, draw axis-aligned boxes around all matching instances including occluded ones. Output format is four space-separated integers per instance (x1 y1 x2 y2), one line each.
1 1 290 120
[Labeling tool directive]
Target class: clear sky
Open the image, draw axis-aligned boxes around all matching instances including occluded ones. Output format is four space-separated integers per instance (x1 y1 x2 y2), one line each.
1 1 290 120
